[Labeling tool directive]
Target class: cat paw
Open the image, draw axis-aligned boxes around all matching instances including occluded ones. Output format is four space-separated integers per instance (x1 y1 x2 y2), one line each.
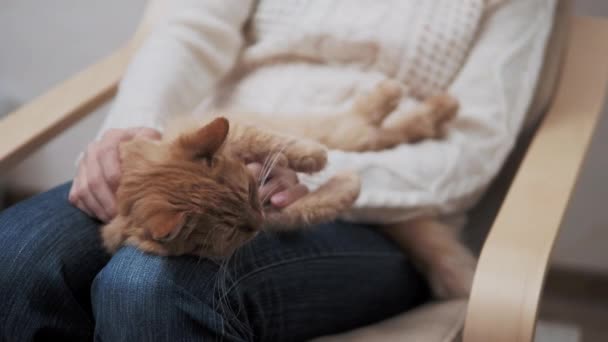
402 93 459 140
276 153 289 168
426 93 459 128
354 79 405 125
376 79 404 111
427 251 477 299
328 171 361 206
287 142 328 173
101 216 128 254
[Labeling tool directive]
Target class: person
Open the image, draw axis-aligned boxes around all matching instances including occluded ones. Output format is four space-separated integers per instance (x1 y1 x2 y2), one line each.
0 0 556 341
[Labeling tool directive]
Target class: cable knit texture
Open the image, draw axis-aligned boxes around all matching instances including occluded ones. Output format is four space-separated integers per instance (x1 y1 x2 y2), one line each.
99 0 557 223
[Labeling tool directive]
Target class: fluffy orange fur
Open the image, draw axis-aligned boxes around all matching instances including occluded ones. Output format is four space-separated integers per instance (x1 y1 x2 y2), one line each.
101 80 475 299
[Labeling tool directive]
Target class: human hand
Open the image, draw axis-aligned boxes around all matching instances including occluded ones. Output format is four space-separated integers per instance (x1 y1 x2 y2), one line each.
69 127 161 222
246 162 309 208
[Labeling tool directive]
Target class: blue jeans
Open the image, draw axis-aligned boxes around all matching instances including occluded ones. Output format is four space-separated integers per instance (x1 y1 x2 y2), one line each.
0 183 429 341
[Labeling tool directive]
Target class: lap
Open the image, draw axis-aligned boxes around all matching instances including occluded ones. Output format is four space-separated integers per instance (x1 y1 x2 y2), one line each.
0 183 429 341
95 221 429 341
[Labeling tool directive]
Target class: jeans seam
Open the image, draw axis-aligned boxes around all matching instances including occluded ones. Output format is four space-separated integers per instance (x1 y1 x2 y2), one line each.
161 273 248 342
225 252 402 296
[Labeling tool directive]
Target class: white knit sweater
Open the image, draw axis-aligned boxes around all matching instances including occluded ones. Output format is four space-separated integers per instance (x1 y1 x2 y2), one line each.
99 0 556 223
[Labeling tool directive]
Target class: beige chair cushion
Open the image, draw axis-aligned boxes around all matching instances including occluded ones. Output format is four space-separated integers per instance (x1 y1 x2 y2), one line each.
310 300 467 342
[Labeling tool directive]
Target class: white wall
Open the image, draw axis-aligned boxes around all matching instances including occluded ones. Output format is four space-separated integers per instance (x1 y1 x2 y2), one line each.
0 0 146 191
2 0 608 272
550 0 608 272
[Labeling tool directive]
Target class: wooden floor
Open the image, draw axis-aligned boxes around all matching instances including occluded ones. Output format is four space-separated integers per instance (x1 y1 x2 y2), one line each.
540 268 608 342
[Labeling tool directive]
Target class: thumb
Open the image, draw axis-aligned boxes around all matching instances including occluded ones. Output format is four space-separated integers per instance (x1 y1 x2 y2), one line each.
132 127 162 140
246 163 263 179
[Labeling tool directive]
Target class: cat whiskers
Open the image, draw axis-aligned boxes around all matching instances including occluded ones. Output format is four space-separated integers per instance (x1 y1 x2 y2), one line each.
258 142 287 183
196 223 221 263
258 151 274 185
261 181 282 206
258 144 288 187
182 220 197 240
213 229 251 337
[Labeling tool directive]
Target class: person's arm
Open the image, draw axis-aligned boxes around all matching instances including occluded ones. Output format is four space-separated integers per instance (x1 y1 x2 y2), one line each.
97 0 255 136
300 0 557 223
70 0 255 221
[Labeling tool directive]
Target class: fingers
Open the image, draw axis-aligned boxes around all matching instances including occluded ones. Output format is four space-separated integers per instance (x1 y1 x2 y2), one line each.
69 160 107 221
271 184 308 208
99 146 122 193
246 163 263 180
69 166 92 217
256 166 308 208
98 128 158 192
259 166 298 201
133 127 162 140
259 177 288 203
102 127 161 142
69 127 162 222
84 144 116 221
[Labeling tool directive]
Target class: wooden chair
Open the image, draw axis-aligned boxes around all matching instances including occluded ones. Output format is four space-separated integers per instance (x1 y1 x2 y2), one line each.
1 1 607 341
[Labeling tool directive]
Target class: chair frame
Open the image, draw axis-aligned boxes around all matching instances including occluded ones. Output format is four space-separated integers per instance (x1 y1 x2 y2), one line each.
1 2 607 341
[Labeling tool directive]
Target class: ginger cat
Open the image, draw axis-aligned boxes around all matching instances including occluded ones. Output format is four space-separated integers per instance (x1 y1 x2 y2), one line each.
102 80 475 299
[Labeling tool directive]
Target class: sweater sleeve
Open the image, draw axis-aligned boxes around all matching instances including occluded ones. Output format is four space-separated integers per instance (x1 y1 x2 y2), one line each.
96 0 254 136
299 0 557 223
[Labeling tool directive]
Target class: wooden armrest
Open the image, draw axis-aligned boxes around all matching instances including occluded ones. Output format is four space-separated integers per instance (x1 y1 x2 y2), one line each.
0 48 128 173
0 0 168 174
463 16 608 342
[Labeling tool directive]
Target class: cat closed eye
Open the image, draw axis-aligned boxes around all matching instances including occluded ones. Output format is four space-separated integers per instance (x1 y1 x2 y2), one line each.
238 225 256 233
193 155 214 166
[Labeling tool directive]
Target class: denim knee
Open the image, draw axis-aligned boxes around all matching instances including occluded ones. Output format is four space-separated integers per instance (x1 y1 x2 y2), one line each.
92 247 179 328
91 246 236 341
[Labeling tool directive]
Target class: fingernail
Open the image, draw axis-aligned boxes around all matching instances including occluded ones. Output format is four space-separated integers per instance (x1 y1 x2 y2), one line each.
247 163 260 171
272 193 287 206
247 163 262 177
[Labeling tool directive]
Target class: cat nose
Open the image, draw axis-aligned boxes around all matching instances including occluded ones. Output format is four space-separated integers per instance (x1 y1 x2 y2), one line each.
250 211 265 231
238 211 264 233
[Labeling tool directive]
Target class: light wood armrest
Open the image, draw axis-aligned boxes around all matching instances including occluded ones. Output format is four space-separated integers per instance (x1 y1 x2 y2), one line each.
0 0 168 174
464 16 608 342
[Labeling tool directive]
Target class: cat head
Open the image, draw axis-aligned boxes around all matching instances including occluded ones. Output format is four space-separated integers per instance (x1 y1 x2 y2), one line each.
117 117 264 257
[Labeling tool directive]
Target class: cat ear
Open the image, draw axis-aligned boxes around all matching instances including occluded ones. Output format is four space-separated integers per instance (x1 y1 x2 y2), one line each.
143 210 187 241
177 117 229 159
